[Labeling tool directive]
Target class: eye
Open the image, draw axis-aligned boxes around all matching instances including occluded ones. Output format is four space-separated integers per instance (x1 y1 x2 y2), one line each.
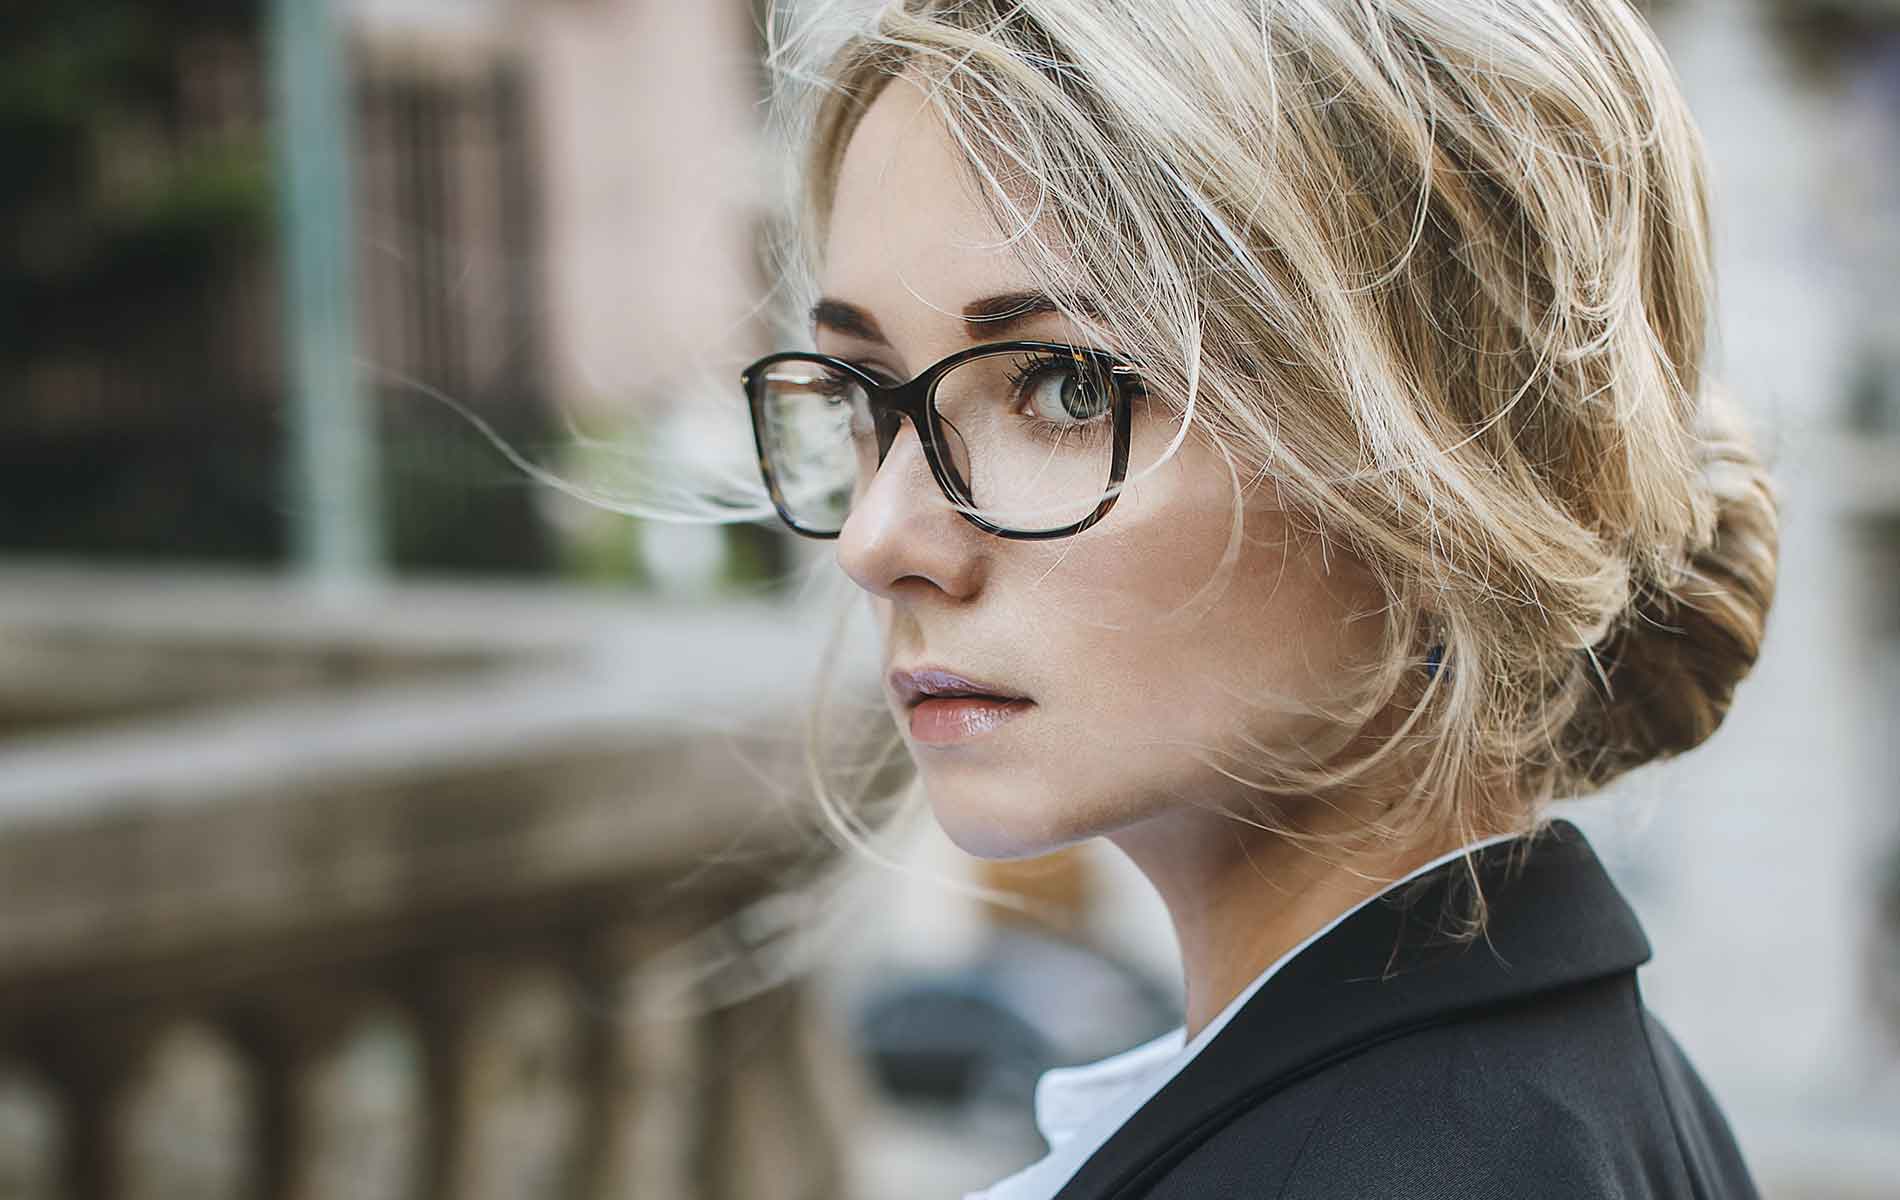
1006 355 1114 426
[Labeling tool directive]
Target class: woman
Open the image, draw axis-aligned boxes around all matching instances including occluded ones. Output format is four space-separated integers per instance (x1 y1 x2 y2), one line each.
740 0 1778 1195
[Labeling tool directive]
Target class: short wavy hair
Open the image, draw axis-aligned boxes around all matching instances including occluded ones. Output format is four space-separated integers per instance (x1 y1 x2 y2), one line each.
759 0 1780 936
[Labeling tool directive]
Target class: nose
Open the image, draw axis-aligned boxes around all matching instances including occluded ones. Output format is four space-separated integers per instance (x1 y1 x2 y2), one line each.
834 413 982 601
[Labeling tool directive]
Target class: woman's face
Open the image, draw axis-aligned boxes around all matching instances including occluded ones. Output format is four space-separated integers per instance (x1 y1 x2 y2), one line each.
821 75 1387 859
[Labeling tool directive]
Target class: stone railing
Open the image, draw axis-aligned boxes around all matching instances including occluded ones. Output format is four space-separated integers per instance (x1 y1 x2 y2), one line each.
0 562 887 1200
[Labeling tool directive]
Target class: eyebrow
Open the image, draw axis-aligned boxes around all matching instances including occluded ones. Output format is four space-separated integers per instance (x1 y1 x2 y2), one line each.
809 290 1106 346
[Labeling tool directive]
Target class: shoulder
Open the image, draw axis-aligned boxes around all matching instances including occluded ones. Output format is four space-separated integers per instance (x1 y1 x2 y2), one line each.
1635 1006 1765 1199
1274 975 1670 1200
1150 975 1758 1200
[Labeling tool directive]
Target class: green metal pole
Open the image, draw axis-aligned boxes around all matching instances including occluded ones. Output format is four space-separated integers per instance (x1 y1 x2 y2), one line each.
267 0 383 584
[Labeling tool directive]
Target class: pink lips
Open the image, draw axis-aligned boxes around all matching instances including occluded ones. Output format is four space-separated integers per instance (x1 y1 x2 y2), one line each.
888 666 1034 746
906 695 1035 744
888 666 1028 708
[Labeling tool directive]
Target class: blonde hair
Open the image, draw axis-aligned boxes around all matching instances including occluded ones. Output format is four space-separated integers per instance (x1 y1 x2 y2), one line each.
741 0 1782 937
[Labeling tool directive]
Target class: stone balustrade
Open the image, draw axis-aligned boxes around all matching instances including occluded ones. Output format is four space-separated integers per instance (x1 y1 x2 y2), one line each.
0 562 888 1200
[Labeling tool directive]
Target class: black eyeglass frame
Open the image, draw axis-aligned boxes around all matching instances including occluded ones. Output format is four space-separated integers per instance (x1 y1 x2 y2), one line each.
741 338 1141 541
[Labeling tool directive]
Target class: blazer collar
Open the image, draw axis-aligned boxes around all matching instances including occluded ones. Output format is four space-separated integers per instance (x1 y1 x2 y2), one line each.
1052 817 1651 1200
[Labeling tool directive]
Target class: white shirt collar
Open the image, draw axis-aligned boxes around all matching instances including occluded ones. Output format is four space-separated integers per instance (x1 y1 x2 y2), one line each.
968 829 1522 1199
1032 1025 1186 1149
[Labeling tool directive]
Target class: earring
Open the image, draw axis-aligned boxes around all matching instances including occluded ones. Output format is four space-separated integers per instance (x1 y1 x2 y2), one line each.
1424 641 1446 680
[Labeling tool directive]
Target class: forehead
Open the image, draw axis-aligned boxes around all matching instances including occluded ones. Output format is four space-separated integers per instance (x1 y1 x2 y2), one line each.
821 74 1056 336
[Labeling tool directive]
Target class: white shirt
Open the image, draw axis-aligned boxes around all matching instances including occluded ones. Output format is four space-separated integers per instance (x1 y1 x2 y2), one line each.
962 830 1523 1200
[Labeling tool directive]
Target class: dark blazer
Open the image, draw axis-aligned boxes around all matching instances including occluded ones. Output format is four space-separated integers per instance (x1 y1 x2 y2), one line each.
1052 818 1763 1199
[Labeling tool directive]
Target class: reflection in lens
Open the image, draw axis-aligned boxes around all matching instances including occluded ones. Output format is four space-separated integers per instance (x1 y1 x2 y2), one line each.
756 349 1130 535
757 360 864 534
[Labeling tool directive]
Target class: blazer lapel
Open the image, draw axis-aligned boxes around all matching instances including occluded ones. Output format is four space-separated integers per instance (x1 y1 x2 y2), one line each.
1052 818 1652 1200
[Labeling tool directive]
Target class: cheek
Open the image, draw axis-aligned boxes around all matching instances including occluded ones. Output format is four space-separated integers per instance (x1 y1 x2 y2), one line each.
1223 533 1386 699
1058 503 1386 765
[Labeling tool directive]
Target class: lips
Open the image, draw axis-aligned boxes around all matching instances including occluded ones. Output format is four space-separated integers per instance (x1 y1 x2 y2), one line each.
889 666 1029 708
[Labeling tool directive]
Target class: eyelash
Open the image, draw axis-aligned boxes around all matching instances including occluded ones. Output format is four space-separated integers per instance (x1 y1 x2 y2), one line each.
833 351 1144 442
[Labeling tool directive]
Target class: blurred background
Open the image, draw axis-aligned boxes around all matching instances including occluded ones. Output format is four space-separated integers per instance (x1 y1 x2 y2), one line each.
0 0 1897 1197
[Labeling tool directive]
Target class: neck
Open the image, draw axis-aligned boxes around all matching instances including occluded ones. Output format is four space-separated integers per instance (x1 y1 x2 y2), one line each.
1106 806 1471 1043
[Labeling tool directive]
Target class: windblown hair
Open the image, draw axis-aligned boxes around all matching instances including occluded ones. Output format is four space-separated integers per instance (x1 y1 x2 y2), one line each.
751 0 1781 934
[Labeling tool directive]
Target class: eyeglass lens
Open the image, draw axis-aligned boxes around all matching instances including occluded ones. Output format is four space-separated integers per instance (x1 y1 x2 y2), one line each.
755 349 1121 535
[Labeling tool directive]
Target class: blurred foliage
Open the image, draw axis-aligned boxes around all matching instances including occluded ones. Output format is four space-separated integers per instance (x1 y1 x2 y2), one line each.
535 421 794 596
0 1 270 360
0 0 571 576
558 511 656 589
373 396 560 577
0 0 289 565
720 522 795 595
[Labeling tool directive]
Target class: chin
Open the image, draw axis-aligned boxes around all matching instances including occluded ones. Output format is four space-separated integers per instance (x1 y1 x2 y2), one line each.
925 783 1064 861
922 775 1112 862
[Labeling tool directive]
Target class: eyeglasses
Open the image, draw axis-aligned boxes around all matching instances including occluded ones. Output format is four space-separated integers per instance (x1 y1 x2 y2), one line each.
741 339 1143 541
